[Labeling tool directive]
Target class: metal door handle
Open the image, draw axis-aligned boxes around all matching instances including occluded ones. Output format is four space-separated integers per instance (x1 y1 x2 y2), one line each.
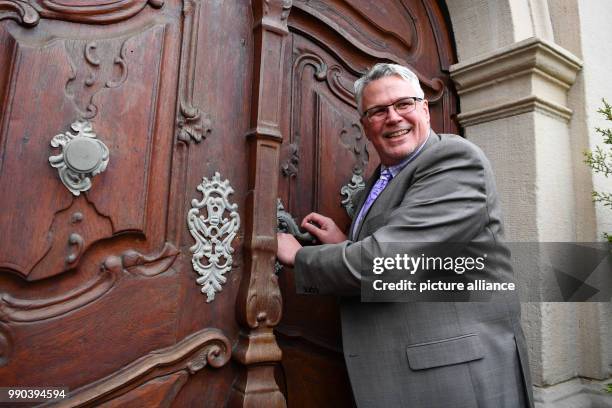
276 199 315 243
49 119 109 196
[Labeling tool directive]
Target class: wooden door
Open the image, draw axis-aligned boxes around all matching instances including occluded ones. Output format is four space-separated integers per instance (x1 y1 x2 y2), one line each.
0 0 456 406
276 1 458 406
0 1 257 406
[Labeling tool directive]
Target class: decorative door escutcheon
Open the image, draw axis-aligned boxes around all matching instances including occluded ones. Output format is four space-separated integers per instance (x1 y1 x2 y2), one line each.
187 172 240 303
48 119 110 196
340 169 366 219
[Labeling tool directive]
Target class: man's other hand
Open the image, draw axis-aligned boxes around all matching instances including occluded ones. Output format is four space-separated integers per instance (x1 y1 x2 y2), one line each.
277 232 302 266
301 212 347 244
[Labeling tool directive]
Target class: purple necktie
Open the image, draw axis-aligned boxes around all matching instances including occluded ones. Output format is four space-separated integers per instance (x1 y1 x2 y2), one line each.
352 168 393 239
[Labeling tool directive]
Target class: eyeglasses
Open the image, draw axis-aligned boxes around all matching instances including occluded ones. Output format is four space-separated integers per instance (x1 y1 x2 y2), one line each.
362 97 424 123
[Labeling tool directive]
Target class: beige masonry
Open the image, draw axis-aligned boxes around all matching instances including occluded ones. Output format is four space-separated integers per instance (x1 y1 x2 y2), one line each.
445 0 611 407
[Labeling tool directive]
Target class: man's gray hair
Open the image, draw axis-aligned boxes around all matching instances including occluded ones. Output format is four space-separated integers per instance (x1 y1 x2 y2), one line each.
354 63 425 114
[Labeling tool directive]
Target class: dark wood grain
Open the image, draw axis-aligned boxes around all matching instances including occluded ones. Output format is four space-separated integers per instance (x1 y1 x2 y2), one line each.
0 1 238 406
0 0 457 406
276 1 458 406
228 1 290 407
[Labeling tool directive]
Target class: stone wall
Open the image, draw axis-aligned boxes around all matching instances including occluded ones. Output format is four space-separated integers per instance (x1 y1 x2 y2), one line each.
445 0 611 406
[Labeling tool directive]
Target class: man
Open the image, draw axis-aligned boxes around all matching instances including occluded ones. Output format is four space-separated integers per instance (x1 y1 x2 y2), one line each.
277 63 533 408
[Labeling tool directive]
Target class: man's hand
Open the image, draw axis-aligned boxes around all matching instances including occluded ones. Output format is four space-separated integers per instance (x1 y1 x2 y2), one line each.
276 232 302 266
301 212 347 244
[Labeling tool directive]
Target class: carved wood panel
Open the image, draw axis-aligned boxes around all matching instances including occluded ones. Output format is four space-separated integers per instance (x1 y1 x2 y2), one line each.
0 0 457 406
48 328 231 407
0 0 164 26
0 22 169 281
277 0 458 406
0 0 243 405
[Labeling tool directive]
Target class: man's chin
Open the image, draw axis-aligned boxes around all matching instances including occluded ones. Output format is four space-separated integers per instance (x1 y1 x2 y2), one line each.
384 147 416 164
388 145 412 157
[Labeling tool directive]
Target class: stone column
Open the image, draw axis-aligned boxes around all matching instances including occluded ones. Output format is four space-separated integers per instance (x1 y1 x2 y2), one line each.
449 37 612 407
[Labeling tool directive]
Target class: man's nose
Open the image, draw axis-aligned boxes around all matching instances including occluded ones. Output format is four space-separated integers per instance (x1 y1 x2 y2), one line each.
385 106 403 124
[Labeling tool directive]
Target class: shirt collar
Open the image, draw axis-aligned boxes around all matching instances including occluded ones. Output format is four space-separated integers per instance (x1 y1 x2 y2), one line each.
381 132 431 178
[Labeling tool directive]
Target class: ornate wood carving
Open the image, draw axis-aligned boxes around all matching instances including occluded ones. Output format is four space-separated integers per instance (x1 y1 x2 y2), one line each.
338 116 368 218
0 25 169 280
66 233 85 264
339 122 368 171
292 0 417 59
280 142 299 177
0 0 241 402
27 198 113 281
67 25 166 231
293 52 358 108
175 0 211 144
288 45 370 222
0 1 38 26
165 0 207 250
49 328 231 407
166 0 211 284
177 102 211 143
229 1 290 407
0 243 177 324
0 0 163 27
110 242 179 278
289 0 418 66
289 7 447 105
0 265 118 324
65 39 129 119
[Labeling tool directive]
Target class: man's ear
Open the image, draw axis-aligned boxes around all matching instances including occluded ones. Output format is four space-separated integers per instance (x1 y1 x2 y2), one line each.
422 99 430 123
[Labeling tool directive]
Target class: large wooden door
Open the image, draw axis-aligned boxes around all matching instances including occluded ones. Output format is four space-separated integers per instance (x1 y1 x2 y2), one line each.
0 1 255 406
276 1 458 406
0 0 456 406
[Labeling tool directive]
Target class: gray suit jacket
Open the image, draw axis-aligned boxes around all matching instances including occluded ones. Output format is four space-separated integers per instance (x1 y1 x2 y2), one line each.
294 132 534 408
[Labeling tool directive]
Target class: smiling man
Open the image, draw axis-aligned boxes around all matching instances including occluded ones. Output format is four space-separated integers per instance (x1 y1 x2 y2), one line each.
277 63 533 408
358 74 430 165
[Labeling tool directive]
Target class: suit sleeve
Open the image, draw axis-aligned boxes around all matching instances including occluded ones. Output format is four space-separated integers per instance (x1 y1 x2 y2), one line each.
293 138 491 296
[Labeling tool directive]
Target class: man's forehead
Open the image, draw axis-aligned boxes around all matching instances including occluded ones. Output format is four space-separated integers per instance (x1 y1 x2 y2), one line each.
362 76 418 105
